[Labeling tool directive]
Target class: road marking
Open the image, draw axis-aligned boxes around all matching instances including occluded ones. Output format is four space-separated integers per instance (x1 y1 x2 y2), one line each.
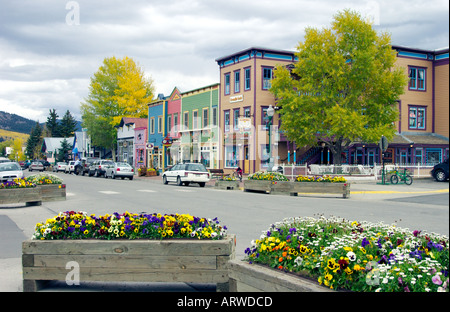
99 191 120 195
351 189 449 195
66 193 76 197
137 190 157 193
176 189 194 193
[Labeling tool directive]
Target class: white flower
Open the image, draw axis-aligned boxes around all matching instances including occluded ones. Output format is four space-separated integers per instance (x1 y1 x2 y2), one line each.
346 251 357 261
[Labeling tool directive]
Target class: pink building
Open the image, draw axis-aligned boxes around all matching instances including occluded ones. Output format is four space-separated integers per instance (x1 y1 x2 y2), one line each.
165 87 182 165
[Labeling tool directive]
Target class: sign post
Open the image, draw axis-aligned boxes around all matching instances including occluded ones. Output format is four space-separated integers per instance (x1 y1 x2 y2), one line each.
379 136 389 184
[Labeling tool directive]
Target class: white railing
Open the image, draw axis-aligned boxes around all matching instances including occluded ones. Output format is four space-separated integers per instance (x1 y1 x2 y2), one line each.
276 163 434 180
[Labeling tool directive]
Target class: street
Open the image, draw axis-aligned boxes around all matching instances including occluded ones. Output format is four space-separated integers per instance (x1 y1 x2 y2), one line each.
0 172 448 291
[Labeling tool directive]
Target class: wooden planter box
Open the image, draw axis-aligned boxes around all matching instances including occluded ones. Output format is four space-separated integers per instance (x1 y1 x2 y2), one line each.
22 234 236 292
243 181 350 198
229 260 334 292
215 180 240 190
243 180 272 193
292 182 350 199
0 187 42 206
146 171 157 177
37 184 66 202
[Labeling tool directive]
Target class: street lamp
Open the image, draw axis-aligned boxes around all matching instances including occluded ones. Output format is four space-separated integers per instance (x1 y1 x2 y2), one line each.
267 105 275 170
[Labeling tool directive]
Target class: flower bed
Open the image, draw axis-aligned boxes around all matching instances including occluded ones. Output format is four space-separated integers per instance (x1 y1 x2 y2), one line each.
248 171 289 182
32 211 228 240
23 211 235 292
0 178 36 189
242 216 449 292
25 173 66 202
0 178 41 206
295 175 347 183
25 173 63 185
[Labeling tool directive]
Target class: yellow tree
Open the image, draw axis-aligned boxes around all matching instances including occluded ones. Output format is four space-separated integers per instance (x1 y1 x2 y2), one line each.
9 138 26 161
81 56 155 159
271 10 407 165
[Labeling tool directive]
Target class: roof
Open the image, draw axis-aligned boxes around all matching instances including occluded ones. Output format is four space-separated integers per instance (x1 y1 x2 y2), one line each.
118 117 148 129
215 46 296 63
42 137 75 152
397 133 449 145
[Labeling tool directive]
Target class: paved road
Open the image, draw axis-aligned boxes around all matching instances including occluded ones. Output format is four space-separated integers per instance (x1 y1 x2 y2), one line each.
1 172 448 291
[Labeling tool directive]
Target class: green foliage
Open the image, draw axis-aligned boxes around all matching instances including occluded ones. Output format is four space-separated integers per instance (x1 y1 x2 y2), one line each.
25 122 43 159
271 10 408 164
57 138 72 162
46 109 60 137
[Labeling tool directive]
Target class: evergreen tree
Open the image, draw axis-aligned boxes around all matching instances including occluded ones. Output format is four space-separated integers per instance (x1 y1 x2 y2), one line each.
46 109 60 137
57 138 72 162
59 110 78 137
25 121 43 159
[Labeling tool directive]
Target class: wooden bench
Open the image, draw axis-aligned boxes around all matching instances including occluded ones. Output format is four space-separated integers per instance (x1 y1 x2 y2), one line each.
209 169 229 179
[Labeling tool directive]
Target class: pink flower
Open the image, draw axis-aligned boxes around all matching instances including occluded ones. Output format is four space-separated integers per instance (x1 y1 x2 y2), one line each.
432 274 442 286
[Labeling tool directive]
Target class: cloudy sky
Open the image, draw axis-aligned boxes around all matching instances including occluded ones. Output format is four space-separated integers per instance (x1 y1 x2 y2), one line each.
0 0 448 124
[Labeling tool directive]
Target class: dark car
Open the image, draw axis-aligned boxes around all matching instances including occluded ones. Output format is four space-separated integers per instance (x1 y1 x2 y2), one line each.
431 158 449 182
80 157 100 176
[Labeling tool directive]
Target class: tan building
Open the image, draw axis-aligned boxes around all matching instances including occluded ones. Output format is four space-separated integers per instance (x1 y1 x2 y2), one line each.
216 47 297 174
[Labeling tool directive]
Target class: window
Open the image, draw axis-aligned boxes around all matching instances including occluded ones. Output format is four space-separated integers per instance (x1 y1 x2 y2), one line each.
225 145 238 168
409 106 426 130
234 70 240 93
224 73 231 95
193 110 199 129
245 67 251 91
184 112 189 130
203 108 209 128
262 67 273 90
174 113 178 132
244 107 251 118
224 111 230 132
415 148 423 164
150 117 155 134
409 67 426 91
158 116 162 133
233 109 240 131
167 115 172 134
212 107 217 127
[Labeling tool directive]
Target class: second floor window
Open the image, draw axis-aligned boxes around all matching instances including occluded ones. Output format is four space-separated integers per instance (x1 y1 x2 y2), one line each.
409 106 426 130
234 71 240 93
409 67 426 91
262 67 273 90
225 73 230 95
245 68 251 90
224 111 230 132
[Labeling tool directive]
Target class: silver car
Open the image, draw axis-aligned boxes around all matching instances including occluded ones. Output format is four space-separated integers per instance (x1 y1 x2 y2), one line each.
65 161 75 174
162 163 210 187
28 161 44 172
104 162 134 180
0 162 24 182
53 162 67 172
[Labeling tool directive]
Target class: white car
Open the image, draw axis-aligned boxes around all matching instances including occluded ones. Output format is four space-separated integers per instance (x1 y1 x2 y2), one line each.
0 162 24 182
162 163 210 187
104 162 134 180
65 161 76 174
53 162 67 172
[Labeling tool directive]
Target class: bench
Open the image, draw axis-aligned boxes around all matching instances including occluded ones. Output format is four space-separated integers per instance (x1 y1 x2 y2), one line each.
209 169 230 179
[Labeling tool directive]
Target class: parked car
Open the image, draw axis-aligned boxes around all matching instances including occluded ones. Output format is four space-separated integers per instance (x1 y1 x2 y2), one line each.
28 161 44 172
53 162 67 172
88 159 114 177
65 161 76 174
162 163 210 187
35 159 51 169
431 158 449 182
80 157 100 176
104 162 134 180
0 162 23 182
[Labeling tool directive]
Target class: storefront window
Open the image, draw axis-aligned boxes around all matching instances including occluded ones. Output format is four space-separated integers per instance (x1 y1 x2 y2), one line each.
225 145 238 168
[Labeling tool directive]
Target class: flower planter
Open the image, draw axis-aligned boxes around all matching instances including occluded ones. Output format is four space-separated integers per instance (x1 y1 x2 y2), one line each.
291 182 350 198
22 234 236 292
146 171 157 177
243 180 272 193
228 260 333 292
215 180 240 190
37 184 66 202
0 187 42 206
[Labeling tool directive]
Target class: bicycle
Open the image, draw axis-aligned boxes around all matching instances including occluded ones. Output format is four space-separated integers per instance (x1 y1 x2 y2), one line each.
232 168 243 182
390 168 413 185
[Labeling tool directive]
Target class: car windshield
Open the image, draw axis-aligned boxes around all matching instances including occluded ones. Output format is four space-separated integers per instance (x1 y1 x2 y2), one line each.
103 161 114 165
187 164 207 172
0 163 21 171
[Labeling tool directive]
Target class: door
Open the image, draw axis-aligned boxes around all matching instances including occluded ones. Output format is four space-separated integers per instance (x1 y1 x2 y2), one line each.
244 145 250 174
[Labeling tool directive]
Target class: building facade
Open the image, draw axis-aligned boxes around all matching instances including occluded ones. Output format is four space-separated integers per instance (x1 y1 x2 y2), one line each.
116 117 147 166
165 87 182 167
216 47 298 174
147 97 165 170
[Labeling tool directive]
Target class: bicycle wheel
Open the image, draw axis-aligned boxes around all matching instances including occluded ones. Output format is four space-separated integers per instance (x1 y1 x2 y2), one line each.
390 174 399 184
405 175 413 185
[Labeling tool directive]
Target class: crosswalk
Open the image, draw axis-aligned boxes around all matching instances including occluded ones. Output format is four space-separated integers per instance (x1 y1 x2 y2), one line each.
66 188 199 197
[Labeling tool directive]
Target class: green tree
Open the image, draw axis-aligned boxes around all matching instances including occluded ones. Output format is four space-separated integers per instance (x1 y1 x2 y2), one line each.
270 9 407 165
80 56 155 160
59 110 78 138
46 109 61 137
57 138 72 162
25 121 43 159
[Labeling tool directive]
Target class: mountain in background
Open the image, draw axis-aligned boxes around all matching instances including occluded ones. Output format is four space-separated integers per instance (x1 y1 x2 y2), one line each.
0 111 82 135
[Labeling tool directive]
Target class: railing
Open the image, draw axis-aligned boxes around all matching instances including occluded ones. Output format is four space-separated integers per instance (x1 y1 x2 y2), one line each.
275 163 434 181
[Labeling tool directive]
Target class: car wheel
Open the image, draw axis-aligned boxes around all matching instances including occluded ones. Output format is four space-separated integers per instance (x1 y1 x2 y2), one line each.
435 170 447 182
176 176 182 186
129 176 133 180
94 170 99 177
112 173 116 179
199 182 205 187
163 175 168 185
104 172 108 179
